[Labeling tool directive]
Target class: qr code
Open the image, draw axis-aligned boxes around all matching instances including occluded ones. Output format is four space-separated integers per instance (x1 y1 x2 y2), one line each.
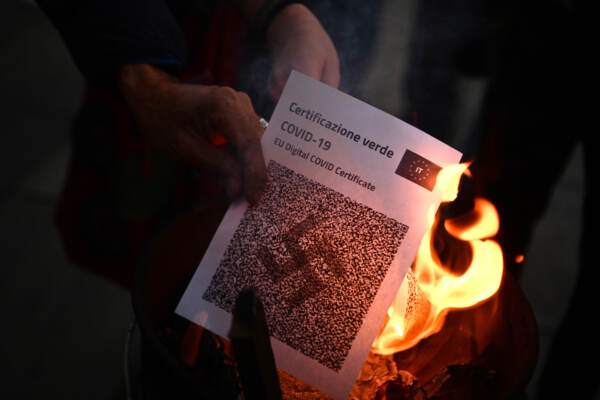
203 161 409 371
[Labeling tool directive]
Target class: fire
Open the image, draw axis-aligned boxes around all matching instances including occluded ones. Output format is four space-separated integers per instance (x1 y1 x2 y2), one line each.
372 163 503 354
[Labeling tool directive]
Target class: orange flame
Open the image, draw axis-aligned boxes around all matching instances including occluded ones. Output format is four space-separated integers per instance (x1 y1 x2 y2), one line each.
372 163 503 354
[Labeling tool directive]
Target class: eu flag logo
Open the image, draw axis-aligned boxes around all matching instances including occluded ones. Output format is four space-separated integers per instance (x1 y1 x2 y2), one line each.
395 150 441 191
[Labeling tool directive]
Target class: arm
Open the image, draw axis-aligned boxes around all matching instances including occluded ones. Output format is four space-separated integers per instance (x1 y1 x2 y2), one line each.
38 0 265 202
116 2 338 204
40 0 338 203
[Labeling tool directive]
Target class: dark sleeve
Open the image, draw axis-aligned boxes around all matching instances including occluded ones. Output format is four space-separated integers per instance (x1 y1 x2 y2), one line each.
36 0 189 87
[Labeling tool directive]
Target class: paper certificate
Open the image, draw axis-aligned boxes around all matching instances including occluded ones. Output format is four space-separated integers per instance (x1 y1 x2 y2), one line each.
176 71 462 399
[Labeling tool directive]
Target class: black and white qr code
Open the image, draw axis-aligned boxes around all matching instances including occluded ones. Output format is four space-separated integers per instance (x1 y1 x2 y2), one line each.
203 160 409 371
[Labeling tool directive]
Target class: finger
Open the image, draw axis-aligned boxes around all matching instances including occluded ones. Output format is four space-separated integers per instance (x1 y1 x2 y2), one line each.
176 131 243 200
268 69 288 101
213 91 267 204
241 145 266 204
320 55 340 89
233 121 266 204
268 76 283 102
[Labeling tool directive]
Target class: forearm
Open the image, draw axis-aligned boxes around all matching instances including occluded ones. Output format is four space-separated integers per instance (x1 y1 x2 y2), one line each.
37 0 188 87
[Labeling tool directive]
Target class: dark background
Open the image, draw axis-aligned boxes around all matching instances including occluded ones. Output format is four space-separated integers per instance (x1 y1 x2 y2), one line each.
0 0 586 398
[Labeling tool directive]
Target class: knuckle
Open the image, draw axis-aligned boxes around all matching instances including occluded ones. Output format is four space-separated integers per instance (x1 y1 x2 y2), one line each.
216 86 238 106
237 90 251 104
208 86 235 110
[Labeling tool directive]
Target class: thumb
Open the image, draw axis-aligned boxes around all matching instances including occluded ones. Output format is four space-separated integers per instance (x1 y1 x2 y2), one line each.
268 69 289 101
177 133 243 200
320 56 340 89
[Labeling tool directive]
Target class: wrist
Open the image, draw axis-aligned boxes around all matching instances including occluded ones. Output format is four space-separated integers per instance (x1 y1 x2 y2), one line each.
118 64 179 102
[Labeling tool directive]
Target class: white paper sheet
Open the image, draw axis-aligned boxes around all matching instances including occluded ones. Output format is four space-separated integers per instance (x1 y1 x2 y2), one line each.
176 71 462 399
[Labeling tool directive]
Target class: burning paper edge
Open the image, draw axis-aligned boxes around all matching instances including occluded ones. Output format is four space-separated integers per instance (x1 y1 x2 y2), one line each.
372 162 504 355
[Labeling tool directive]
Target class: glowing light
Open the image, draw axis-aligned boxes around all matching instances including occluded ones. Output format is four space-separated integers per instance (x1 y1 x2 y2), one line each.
373 163 504 355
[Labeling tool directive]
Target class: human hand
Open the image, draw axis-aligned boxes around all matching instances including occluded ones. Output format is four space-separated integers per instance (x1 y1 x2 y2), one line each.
119 64 266 204
266 3 340 100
